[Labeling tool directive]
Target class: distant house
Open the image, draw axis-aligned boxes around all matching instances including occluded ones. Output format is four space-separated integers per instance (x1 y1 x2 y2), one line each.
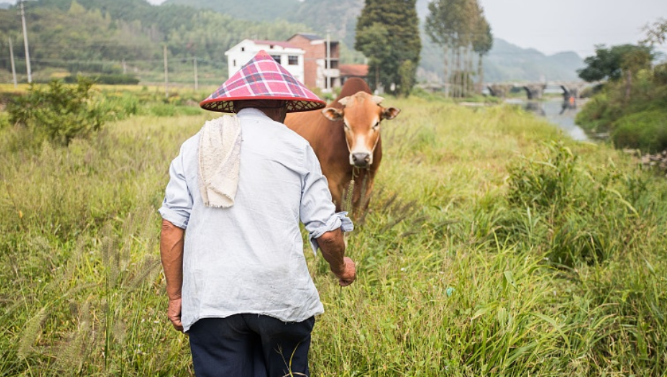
225 39 305 83
339 64 369 86
286 33 340 91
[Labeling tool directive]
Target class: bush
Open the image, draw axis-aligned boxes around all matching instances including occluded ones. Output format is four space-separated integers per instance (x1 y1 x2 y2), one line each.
100 92 140 119
653 62 667 85
64 74 140 85
148 103 177 117
0 113 9 130
574 91 621 133
576 58 667 152
505 141 649 266
578 83 604 98
7 77 107 146
612 110 667 153
410 86 449 102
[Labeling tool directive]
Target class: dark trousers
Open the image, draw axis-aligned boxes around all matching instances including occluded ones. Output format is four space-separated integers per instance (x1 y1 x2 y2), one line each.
188 314 315 377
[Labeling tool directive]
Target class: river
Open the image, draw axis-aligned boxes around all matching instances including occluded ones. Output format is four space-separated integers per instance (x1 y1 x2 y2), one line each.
507 99 589 141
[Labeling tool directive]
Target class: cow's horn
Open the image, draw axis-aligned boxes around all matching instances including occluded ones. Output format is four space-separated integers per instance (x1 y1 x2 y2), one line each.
338 96 351 106
372 95 384 104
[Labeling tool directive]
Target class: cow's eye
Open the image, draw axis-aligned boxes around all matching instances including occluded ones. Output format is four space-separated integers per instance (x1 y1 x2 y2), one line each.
372 121 380 129
343 122 351 130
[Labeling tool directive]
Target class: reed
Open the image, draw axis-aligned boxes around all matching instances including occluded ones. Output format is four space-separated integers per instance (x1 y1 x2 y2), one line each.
1 93 666 376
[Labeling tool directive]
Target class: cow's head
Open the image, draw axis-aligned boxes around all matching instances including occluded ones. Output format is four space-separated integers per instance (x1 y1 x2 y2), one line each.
321 92 400 168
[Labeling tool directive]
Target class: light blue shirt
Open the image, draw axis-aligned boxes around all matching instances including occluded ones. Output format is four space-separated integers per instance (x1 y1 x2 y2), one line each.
159 108 353 332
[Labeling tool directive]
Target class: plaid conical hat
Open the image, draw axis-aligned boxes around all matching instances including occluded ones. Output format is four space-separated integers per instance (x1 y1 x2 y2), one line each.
200 50 326 113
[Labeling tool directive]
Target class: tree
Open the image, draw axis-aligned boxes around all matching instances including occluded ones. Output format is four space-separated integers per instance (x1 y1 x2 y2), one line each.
397 59 416 97
355 0 421 96
472 10 492 93
426 0 491 97
355 22 391 91
620 47 653 102
641 18 667 46
425 0 454 95
577 44 653 83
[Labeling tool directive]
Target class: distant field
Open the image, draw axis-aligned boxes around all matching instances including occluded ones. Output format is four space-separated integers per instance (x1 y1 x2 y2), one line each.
1 91 666 376
0 82 219 96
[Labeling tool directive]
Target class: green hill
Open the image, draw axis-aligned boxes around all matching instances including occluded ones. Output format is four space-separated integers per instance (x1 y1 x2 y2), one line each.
165 0 363 51
0 0 309 85
164 0 301 22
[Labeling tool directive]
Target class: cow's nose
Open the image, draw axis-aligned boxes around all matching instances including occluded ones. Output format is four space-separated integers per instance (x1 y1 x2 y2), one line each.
351 153 371 167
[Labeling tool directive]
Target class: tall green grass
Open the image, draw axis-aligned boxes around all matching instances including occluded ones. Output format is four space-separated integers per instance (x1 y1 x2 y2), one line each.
1 97 666 376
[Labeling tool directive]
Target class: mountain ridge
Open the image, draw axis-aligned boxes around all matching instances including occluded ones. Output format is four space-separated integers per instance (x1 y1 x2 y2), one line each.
164 0 584 82
0 0 584 84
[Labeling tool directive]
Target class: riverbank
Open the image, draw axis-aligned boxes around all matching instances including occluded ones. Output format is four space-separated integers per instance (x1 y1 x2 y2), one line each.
574 63 667 153
1 98 666 375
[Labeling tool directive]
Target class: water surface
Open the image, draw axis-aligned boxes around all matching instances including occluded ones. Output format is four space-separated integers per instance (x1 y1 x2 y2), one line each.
507 99 589 141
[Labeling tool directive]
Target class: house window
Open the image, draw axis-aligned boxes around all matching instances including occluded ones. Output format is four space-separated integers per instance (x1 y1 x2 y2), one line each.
271 55 281 63
325 60 339 69
241 47 245 52
288 56 298 65
233 60 236 67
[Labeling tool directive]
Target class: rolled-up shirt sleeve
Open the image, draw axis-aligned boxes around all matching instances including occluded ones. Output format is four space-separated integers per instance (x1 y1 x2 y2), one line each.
300 145 353 253
158 146 193 229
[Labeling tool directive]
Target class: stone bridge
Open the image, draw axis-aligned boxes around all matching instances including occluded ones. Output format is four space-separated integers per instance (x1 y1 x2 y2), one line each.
487 82 590 100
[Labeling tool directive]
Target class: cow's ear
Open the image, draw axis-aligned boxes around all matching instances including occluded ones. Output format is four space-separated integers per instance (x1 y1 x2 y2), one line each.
322 107 343 121
382 107 401 120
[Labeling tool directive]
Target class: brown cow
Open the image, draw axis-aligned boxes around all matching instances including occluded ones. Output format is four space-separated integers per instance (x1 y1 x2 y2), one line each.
285 78 400 216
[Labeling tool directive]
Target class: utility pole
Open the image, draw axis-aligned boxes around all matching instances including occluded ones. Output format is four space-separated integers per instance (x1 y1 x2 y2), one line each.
8 38 17 88
326 32 331 92
193 56 198 91
19 0 32 83
163 44 168 99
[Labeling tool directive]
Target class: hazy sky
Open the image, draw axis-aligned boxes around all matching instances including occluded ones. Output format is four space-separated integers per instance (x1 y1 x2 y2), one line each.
6 0 666 58
141 0 667 58
478 0 667 57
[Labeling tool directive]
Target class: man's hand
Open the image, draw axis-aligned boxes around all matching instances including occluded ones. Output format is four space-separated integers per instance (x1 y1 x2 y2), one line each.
317 228 356 287
160 220 185 333
168 297 184 332
336 256 356 286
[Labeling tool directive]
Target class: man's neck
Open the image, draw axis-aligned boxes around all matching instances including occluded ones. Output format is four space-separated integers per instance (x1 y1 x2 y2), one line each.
238 107 286 123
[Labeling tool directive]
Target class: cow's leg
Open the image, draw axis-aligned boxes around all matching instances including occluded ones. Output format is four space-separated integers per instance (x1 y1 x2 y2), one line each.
350 170 374 218
320 165 346 212
328 179 345 213
362 174 376 212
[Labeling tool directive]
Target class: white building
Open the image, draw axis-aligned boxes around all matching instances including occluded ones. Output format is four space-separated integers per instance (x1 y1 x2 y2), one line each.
225 39 305 84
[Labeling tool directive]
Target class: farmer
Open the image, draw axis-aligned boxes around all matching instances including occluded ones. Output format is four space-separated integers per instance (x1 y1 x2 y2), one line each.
158 50 356 377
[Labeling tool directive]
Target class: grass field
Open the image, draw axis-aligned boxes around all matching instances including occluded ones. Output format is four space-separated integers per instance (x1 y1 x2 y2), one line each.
1 93 666 376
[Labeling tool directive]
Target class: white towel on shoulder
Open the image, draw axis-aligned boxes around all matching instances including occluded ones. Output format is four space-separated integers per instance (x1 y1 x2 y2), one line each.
198 115 242 208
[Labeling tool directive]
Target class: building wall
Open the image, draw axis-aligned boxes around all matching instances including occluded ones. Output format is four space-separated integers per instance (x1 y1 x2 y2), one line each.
287 35 320 89
287 34 340 91
225 40 304 83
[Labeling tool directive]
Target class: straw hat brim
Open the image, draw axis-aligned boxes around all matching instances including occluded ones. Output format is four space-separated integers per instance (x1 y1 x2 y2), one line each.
200 95 326 113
